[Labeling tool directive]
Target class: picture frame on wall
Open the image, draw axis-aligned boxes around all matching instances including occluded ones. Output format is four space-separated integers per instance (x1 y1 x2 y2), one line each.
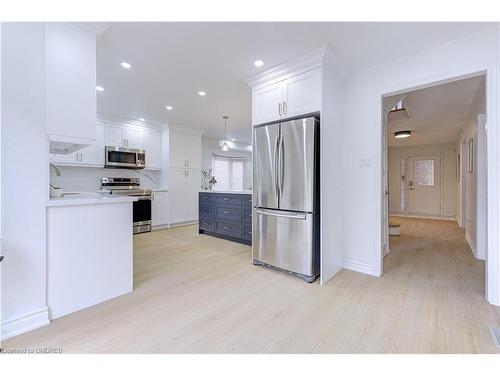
468 138 474 173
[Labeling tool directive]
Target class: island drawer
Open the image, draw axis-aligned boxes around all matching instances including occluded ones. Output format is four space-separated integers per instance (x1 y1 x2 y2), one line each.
215 220 242 238
199 204 214 217
215 205 242 221
242 195 252 206
199 217 215 232
243 224 252 241
214 194 242 206
242 206 252 223
199 193 215 204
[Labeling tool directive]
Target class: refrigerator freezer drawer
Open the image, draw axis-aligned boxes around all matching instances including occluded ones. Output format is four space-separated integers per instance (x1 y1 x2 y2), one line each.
253 208 317 278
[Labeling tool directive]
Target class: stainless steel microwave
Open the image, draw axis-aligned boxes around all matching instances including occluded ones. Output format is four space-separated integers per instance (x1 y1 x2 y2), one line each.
105 146 146 169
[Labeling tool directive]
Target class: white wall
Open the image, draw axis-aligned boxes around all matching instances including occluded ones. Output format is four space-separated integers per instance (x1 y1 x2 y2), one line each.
341 26 500 294
456 114 487 260
388 143 457 217
1 23 50 338
201 137 252 189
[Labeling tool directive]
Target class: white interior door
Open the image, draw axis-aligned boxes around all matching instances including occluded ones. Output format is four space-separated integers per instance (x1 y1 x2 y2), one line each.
408 155 441 215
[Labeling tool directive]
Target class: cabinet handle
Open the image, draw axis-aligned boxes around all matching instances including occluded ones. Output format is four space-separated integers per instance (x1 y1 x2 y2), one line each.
223 226 231 230
278 102 282 117
283 101 287 116
223 210 230 214
223 197 230 201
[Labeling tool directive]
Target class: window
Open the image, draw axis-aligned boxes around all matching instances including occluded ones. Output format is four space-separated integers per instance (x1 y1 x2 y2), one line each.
414 159 434 186
212 158 245 191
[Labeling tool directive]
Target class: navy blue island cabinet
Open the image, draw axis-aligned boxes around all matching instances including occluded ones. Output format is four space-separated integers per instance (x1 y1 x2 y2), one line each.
199 192 252 245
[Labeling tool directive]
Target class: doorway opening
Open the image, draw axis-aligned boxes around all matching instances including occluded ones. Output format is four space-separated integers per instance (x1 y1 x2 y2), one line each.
381 73 488 300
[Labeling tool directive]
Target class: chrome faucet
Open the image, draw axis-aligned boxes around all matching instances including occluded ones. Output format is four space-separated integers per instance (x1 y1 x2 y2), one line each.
50 163 61 176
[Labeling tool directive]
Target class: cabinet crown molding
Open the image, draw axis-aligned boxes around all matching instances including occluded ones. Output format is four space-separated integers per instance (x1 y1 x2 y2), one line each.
244 44 350 89
98 113 164 132
168 123 206 137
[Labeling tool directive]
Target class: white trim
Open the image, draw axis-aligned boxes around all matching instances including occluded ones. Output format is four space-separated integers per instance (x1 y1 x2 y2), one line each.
245 45 349 89
168 220 197 228
390 212 457 221
152 224 170 231
167 123 205 137
465 232 482 260
1 307 50 340
98 112 165 131
343 259 377 276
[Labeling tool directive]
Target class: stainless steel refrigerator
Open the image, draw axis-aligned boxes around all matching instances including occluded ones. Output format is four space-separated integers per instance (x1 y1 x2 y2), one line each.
252 116 319 282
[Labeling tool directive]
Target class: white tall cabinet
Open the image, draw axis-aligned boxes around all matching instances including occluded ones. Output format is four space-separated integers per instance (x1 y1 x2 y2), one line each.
168 127 203 224
246 45 348 286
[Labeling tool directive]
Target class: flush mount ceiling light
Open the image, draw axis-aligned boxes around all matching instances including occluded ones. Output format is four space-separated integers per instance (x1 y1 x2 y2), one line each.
221 115 230 152
394 130 412 139
139 118 145 121
198 91 206 96
166 105 173 110
96 86 104 91
254 59 264 67
120 61 132 69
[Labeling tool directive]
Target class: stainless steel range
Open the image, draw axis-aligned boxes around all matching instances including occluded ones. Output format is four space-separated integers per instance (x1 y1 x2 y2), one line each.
101 177 152 234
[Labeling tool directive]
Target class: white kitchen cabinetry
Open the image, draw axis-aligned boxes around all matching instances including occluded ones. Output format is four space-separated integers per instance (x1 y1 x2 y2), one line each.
169 169 200 224
251 67 321 125
152 191 169 227
46 23 97 153
47 200 133 319
105 124 144 149
50 122 104 167
169 131 202 169
144 131 163 170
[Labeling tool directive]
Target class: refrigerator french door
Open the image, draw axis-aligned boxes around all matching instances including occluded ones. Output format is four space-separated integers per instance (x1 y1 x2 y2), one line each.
253 116 319 282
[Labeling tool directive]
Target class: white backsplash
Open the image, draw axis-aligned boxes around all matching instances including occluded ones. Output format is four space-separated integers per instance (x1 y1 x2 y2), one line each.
50 166 166 192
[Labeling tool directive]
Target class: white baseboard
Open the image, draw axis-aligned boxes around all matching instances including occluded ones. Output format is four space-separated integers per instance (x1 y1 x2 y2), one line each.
152 224 170 231
168 221 197 228
343 259 377 276
465 232 484 260
1 307 50 341
390 212 457 222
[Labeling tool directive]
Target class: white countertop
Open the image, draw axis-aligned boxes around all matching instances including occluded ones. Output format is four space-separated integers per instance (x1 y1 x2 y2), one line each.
199 190 252 195
47 192 138 207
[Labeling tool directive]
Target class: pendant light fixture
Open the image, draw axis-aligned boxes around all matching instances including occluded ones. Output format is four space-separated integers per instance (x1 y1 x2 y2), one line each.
221 115 230 152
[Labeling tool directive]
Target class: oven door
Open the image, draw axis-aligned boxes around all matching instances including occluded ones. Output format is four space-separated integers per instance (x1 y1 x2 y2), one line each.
105 146 138 168
133 196 152 226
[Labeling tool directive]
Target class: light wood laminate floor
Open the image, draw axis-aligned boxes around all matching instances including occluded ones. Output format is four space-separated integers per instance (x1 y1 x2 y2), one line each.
3 218 500 353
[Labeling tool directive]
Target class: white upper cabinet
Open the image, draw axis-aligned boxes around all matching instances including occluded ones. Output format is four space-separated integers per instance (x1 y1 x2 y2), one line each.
251 67 321 125
253 83 284 125
169 131 201 170
124 127 144 149
104 123 144 149
144 131 163 170
282 68 321 118
45 23 97 151
50 122 104 167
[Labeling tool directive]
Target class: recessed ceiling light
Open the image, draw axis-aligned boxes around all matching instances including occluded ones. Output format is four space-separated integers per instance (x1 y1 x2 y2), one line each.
198 91 206 96
96 86 104 91
254 60 264 67
165 106 173 111
120 62 132 69
139 118 145 121
394 130 412 139
230 138 236 142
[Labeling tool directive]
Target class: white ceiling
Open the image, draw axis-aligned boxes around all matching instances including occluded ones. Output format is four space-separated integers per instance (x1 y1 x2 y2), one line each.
386 75 485 147
95 22 495 144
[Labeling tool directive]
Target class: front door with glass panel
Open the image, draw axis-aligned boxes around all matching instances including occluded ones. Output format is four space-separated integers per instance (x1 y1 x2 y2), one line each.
407 155 441 215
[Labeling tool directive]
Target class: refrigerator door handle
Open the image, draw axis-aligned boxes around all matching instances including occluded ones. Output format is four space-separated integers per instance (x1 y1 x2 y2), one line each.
274 131 280 199
255 209 307 220
279 131 284 197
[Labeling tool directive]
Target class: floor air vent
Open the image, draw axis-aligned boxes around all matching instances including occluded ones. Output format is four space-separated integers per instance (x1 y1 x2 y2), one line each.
490 326 500 348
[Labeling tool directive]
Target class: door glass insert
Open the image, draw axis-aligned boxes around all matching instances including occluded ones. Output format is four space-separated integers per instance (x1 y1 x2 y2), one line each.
414 159 434 186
